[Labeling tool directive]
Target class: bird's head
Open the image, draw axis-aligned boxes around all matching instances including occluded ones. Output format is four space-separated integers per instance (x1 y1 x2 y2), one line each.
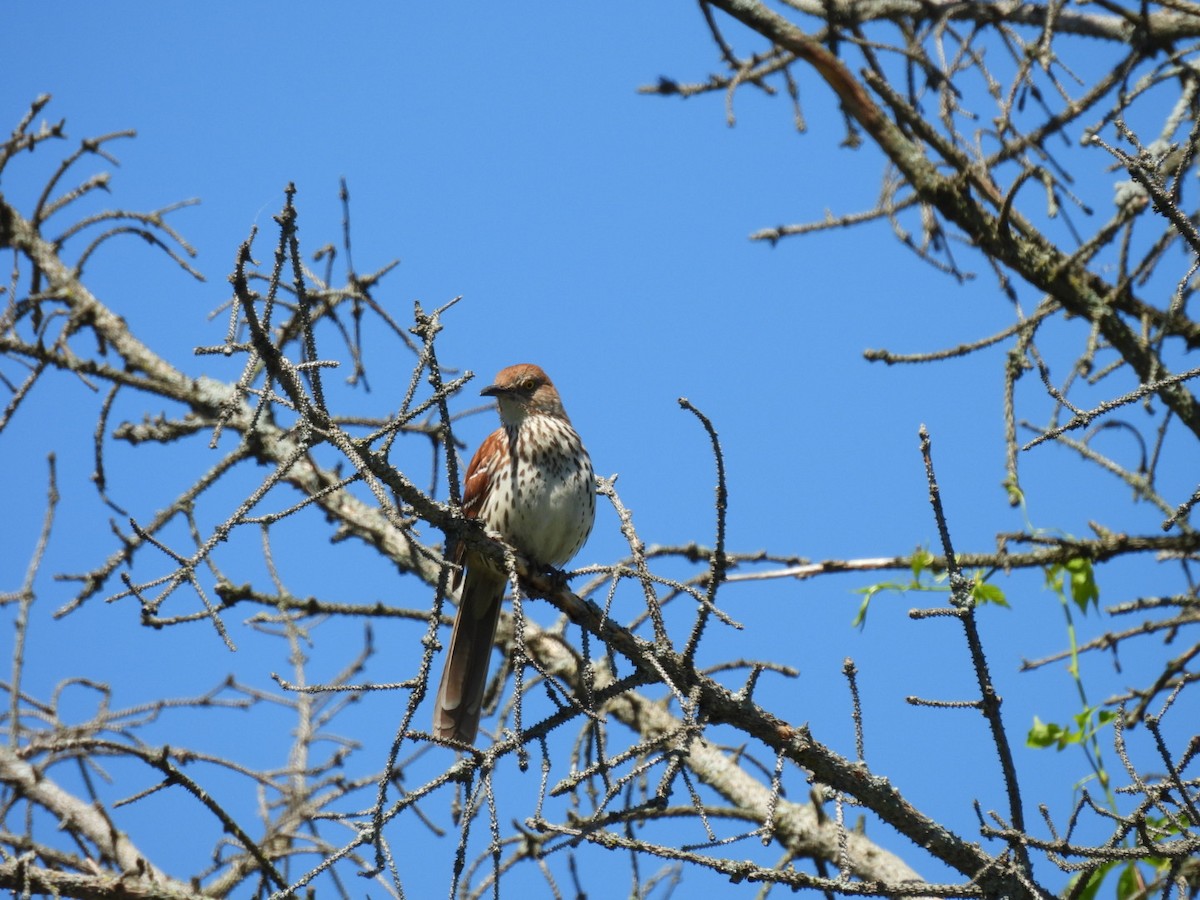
482 363 568 425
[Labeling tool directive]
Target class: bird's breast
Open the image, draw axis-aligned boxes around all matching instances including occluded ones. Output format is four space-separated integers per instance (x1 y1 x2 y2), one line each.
478 417 596 567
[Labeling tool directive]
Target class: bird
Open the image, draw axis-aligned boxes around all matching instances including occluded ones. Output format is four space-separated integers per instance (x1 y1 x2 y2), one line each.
434 363 596 745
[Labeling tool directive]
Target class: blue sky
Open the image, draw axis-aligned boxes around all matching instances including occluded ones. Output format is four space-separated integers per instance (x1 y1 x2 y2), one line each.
2 3 1195 896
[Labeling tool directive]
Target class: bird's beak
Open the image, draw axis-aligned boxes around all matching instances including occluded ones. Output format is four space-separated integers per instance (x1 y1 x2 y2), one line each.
480 383 509 398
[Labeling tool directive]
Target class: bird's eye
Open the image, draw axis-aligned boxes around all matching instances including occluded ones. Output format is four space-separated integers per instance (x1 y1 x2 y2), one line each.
521 377 536 391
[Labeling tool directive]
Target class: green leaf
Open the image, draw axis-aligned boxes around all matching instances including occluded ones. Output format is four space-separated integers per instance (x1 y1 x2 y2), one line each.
1044 564 1064 597
1064 557 1100 612
852 582 895 629
1027 716 1073 750
1067 860 1119 900
1116 862 1145 900
971 579 1009 608
1071 706 1116 741
852 576 921 629
910 547 934 578
852 591 873 630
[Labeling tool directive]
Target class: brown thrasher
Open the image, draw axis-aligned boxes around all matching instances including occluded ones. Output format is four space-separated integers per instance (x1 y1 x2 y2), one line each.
434 363 596 745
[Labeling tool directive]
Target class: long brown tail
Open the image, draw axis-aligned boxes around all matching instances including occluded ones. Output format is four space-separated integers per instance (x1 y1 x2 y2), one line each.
434 563 505 744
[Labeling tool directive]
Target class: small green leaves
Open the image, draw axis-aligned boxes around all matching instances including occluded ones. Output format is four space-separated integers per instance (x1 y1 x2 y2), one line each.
1045 557 1099 613
910 547 935 578
1064 557 1099 612
853 547 1007 627
971 579 1009 608
1027 716 1071 750
1027 706 1115 751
